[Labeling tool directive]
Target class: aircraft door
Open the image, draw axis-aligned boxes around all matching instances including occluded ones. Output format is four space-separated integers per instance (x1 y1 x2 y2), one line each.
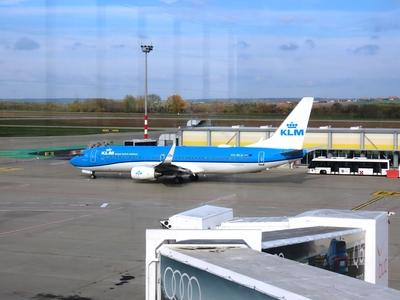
90 150 97 163
258 151 265 166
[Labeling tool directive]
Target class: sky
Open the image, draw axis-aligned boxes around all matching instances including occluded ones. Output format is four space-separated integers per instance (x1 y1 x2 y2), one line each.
0 0 400 100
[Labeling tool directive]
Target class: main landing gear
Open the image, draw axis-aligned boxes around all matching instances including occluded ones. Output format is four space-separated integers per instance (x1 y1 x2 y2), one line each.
173 174 198 184
189 174 199 181
174 176 184 184
90 172 96 179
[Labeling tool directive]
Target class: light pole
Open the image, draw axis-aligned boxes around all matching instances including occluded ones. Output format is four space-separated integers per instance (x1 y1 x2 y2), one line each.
141 44 153 140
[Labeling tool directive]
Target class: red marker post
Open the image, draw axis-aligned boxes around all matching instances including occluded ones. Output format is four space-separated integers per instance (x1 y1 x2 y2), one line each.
141 44 153 139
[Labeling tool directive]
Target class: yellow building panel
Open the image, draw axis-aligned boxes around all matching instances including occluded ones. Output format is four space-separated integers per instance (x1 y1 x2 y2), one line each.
239 132 267 146
398 134 400 151
332 133 360 150
364 134 394 150
182 131 208 146
303 132 328 148
211 131 237 146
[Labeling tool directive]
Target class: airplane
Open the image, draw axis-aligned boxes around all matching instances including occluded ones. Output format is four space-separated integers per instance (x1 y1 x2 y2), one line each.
70 97 314 183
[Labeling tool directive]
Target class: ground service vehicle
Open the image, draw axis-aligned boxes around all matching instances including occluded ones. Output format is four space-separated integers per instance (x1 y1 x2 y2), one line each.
326 239 349 274
308 157 390 176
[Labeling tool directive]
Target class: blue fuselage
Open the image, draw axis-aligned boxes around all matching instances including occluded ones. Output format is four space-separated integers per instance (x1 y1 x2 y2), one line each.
70 145 305 175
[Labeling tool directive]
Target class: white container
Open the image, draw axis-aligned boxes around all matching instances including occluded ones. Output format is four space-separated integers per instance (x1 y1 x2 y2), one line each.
167 205 233 229
218 216 290 232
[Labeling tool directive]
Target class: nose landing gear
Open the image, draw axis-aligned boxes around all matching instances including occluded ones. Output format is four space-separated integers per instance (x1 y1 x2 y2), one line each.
81 170 96 179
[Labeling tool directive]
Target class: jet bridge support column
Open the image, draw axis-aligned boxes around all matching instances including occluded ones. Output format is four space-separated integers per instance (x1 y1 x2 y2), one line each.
207 129 211 146
393 152 399 168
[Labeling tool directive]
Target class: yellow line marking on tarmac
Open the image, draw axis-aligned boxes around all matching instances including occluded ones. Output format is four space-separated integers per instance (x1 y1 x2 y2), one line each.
0 167 23 173
352 191 400 211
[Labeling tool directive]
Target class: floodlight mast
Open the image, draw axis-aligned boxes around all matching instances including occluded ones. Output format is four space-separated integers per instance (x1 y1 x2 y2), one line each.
141 44 153 139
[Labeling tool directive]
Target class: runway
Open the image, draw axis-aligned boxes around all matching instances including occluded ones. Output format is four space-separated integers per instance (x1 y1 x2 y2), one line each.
0 135 399 299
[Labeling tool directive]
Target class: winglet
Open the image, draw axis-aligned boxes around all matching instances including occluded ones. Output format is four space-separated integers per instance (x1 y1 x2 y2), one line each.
163 144 176 164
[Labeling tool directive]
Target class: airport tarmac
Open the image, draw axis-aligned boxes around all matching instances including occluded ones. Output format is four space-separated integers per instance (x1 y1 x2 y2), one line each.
0 135 399 300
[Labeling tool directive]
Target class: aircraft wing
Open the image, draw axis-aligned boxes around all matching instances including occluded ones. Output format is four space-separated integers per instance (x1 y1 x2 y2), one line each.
154 163 193 177
153 144 201 177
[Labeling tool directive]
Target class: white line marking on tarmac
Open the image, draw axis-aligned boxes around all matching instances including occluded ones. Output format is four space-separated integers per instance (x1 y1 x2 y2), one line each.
100 203 109 208
49 161 67 166
0 206 123 237
0 183 30 190
204 193 237 204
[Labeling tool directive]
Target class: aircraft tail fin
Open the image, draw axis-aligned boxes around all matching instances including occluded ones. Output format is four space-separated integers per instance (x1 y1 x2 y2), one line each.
248 97 314 149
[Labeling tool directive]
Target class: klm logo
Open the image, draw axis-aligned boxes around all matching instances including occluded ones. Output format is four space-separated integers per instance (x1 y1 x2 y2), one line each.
101 148 115 156
280 122 304 136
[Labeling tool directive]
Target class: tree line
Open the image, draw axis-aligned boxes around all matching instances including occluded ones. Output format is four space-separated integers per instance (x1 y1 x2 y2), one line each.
1 95 400 119
0 94 188 114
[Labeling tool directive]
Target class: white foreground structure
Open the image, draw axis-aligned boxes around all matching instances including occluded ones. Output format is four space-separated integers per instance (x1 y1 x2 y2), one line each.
146 206 394 300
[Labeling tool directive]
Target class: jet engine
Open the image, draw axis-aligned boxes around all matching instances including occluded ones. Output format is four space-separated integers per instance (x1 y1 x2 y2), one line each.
130 166 156 180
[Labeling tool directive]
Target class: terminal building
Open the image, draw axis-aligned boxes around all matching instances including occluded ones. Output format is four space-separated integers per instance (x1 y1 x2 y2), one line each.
176 126 400 167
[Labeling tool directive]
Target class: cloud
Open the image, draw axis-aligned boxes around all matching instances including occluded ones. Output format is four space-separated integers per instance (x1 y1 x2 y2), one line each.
373 20 400 33
13 37 40 51
238 53 251 60
279 43 299 51
351 44 379 56
279 15 313 25
69 41 94 50
112 44 127 49
305 39 315 49
237 40 249 49
71 42 83 49
0 39 11 49
138 33 149 39
159 0 179 4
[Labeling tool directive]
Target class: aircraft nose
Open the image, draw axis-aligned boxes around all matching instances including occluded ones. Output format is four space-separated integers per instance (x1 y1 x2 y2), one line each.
70 156 80 167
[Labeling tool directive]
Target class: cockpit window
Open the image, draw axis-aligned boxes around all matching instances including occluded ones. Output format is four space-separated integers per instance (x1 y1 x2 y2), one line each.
79 150 88 156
